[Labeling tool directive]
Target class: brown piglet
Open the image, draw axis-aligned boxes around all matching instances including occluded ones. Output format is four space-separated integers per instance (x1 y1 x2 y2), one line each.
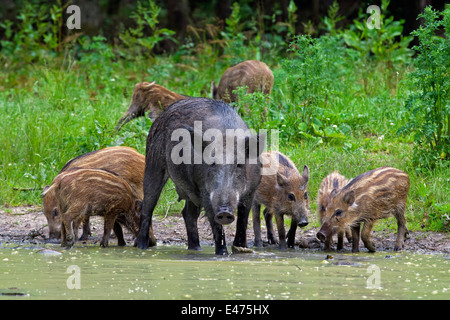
253 151 310 249
116 81 187 130
317 167 410 253
42 146 145 241
317 171 352 250
43 168 141 249
211 60 274 104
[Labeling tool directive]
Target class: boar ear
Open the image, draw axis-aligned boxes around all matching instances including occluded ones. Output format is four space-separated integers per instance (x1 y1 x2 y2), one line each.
343 190 355 205
211 81 218 99
276 172 289 188
302 165 309 183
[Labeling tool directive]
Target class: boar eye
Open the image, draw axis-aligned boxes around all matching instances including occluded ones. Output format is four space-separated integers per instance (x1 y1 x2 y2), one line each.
304 191 308 200
334 209 343 217
321 205 326 212
287 193 296 202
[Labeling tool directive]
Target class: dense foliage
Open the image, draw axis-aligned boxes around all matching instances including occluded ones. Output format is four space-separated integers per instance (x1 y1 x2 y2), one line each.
0 1 448 231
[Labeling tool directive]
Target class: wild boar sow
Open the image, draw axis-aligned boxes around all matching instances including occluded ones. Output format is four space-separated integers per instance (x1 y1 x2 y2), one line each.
317 167 410 253
43 168 141 249
42 146 145 241
317 171 352 250
211 60 274 104
252 151 309 249
135 98 264 255
116 81 187 130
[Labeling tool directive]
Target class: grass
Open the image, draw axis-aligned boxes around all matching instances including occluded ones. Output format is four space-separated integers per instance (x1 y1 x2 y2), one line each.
0 1 448 233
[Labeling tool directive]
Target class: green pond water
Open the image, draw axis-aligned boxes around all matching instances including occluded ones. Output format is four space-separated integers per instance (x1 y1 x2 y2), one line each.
0 243 448 300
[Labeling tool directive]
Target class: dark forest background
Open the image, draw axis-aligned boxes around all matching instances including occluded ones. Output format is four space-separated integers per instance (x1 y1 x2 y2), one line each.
1 0 447 50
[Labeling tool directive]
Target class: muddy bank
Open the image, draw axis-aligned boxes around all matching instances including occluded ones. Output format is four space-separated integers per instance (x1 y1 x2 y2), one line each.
0 205 449 254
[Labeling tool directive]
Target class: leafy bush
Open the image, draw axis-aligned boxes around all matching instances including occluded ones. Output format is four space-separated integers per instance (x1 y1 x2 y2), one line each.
399 6 450 169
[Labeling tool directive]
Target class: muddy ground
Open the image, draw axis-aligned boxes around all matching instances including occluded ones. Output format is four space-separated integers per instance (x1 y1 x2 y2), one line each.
0 205 449 254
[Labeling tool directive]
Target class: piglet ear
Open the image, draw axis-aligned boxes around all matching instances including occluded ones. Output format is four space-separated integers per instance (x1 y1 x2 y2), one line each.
343 190 355 205
302 165 309 183
276 172 289 188
330 188 338 198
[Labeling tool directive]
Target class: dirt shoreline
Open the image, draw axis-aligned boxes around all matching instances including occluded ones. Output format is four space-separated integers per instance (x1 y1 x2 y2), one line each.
1 205 449 254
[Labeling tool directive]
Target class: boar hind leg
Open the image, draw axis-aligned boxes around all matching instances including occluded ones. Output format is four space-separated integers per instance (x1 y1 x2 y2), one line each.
394 208 408 251
336 229 345 251
79 216 91 241
274 214 287 250
252 203 263 247
361 220 376 252
182 200 201 251
136 170 168 249
113 222 126 246
101 214 118 247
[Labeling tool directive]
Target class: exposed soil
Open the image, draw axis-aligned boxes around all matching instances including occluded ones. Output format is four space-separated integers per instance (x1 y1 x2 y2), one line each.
1 205 449 254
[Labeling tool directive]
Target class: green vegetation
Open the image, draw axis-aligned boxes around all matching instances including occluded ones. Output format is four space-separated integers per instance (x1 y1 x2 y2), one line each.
0 1 448 232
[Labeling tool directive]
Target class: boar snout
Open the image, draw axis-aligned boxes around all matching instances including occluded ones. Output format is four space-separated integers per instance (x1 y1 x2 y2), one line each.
298 218 308 228
317 224 332 242
214 206 235 225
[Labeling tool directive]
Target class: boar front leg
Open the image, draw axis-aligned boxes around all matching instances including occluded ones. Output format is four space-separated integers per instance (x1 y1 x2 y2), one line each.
286 217 298 248
275 213 287 250
263 208 277 245
233 199 252 249
351 223 361 253
101 213 118 247
361 220 376 252
182 200 201 251
61 215 75 249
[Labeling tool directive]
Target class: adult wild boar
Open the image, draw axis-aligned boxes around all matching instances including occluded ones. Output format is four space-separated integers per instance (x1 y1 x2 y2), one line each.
135 98 264 255
317 171 352 251
116 81 187 130
42 168 141 248
317 167 410 253
42 146 145 241
252 151 309 249
211 60 274 104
